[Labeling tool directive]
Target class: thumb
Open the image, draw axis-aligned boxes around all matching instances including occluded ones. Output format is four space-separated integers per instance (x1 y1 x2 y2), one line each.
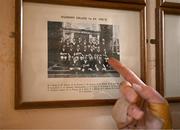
132 84 172 129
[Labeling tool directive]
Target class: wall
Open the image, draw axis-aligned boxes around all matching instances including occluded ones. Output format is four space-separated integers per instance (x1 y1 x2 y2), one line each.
0 0 179 129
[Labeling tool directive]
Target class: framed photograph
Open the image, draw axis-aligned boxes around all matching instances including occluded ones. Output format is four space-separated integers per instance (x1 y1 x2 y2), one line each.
157 0 180 8
156 8 180 102
15 0 147 109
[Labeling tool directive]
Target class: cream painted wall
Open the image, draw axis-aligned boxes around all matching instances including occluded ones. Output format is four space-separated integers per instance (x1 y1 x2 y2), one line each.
146 0 156 87
0 0 179 129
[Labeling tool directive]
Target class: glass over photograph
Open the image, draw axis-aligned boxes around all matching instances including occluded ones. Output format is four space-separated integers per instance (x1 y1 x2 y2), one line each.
48 21 120 78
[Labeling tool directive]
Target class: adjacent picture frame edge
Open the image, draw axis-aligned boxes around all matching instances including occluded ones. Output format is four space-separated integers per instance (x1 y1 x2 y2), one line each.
156 2 180 102
158 0 180 9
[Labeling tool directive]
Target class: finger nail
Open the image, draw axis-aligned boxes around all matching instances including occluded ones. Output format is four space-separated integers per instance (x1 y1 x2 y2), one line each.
132 84 142 92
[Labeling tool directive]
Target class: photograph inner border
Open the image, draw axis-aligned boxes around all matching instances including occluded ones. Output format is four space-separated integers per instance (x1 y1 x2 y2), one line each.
48 21 120 78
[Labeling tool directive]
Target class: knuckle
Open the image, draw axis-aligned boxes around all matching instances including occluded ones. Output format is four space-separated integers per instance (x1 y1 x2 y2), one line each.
120 81 131 87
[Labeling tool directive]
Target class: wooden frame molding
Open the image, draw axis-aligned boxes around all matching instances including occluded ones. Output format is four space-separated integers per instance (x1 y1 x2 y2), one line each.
157 0 180 8
156 7 180 102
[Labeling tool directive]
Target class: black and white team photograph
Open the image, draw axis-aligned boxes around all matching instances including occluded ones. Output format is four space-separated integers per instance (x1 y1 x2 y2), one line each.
48 21 120 77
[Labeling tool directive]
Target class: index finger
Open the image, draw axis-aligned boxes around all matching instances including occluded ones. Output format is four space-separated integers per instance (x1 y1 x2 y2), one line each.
108 57 145 87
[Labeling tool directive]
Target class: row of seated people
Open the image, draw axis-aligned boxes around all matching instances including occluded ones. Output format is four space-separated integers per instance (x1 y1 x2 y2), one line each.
58 53 111 72
58 38 107 56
